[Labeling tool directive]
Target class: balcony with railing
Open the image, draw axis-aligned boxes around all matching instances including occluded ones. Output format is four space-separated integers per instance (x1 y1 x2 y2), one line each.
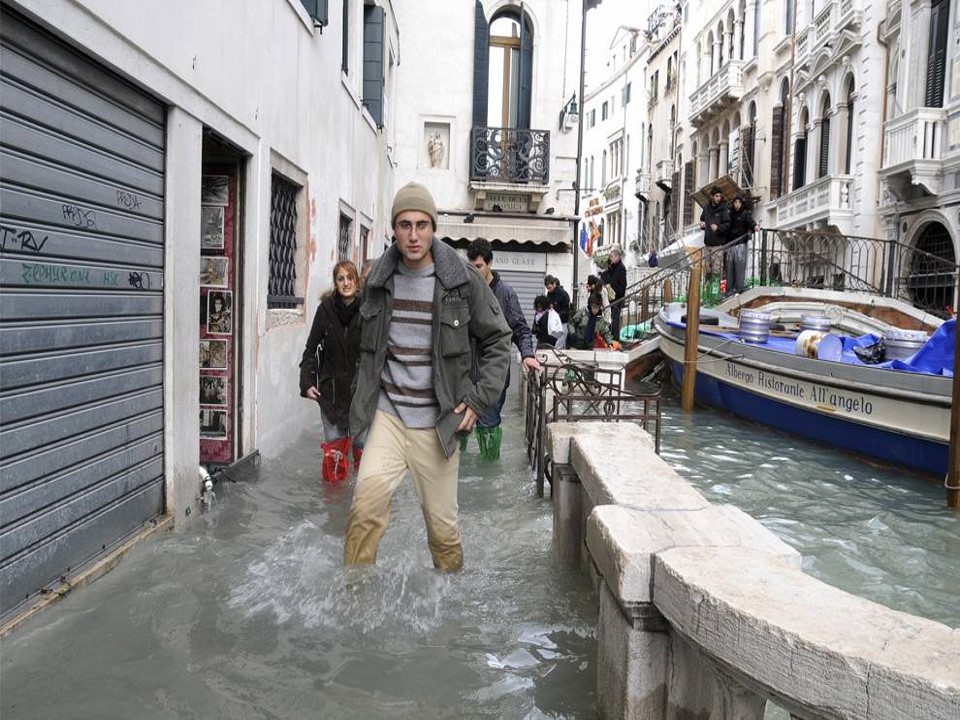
776 174 854 234
880 108 947 199
796 0 862 69
655 159 674 190
689 60 744 127
470 127 550 185
635 169 651 199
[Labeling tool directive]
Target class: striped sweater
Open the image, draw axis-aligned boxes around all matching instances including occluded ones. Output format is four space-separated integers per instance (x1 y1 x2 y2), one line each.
377 262 439 428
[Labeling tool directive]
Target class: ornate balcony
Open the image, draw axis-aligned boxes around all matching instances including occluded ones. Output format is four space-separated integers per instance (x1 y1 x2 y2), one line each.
689 60 744 128
635 169 651 199
470 126 550 184
796 0 862 69
776 174 854 234
880 108 946 200
655 159 674 190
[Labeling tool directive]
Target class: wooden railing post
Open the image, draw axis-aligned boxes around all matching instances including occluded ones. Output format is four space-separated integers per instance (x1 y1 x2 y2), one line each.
682 251 703 412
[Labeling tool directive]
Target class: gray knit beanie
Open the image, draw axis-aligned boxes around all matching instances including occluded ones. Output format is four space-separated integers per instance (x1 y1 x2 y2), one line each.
391 182 438 229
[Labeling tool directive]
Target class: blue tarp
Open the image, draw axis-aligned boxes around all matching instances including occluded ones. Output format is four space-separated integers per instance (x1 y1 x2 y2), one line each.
842 319 955 376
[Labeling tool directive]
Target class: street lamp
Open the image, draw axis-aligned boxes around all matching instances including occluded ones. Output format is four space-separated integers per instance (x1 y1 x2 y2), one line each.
572 0 602 309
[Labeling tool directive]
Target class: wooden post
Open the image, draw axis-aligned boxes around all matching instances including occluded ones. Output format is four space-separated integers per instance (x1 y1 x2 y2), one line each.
663 279 673 304
682 251 703 412
948 302 960 508
641 287 649 323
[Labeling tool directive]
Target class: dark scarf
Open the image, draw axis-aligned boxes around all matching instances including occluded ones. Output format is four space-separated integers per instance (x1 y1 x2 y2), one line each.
334 293 359 327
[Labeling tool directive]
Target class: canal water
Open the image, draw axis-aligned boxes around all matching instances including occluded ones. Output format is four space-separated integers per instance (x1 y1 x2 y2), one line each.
2 376 957 719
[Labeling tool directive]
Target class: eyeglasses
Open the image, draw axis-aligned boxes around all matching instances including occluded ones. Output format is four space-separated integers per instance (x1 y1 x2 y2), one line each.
396 220 432 234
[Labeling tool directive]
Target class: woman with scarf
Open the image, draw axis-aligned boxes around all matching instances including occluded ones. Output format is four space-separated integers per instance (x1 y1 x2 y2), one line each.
299 260 363 481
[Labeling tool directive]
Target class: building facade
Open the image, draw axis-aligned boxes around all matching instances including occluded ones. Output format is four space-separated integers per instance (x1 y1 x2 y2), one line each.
879 0 959 314
0 0 397 618
391 0 584 320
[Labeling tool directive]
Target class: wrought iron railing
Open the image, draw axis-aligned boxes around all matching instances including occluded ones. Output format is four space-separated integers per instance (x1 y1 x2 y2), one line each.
605 228 958 343
470 126 550 184
524 350 662 497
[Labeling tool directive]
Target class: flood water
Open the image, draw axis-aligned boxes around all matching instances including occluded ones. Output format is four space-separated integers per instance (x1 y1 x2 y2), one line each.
2 375 957 719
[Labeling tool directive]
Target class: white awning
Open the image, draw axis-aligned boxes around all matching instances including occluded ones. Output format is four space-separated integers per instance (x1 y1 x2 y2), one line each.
436 214 573 247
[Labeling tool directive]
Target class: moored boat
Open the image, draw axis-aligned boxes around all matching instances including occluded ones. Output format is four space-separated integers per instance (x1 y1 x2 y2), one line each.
654 288 954 476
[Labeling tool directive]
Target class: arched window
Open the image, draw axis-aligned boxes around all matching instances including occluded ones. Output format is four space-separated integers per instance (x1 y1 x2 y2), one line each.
770 80 790 198
706 31 715 76
793 107 809 190
744 101 757 187
817 94 831 179
717 22 725 67
843 79 855 173
473 3 533 130
911 223 957 316
668 106 676 158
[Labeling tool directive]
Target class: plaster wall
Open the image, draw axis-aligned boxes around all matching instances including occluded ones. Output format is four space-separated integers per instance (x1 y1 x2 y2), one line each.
9 0 396 521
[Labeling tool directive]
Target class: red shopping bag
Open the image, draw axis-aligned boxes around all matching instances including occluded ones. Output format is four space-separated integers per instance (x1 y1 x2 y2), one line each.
321 437 351 483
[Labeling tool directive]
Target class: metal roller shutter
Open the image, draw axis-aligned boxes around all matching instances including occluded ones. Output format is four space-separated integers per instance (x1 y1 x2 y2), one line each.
0 8 166 618
496 269 544 328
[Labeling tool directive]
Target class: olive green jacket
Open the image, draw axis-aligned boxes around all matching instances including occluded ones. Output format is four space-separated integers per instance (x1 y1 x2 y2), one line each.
349 240 512 457
568 307 614 348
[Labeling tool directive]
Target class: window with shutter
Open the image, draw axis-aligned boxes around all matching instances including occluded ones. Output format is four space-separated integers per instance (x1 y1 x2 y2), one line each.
682 161 695 227
742 125 755 188
793 136 807 190
472 1 489 127
341 0 349 74
670 170 680 229
362 5 385 127
818 118 830 179
770 106 784 198
925 0 949 108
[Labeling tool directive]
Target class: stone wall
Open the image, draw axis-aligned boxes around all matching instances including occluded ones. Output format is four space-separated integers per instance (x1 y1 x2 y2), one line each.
547 422 960 720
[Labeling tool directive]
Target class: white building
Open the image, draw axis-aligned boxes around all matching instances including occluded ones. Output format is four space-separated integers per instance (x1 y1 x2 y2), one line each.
581 23 647 277
878 0 959 314
391 0 584 319
0 0 397 618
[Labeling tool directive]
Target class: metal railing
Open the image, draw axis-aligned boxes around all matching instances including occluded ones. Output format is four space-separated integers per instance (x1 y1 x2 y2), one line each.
470 126 550 184
524 350 662 497
604 228 958 343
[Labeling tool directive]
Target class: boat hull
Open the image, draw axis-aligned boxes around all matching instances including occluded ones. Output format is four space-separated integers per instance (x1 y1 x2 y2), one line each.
656 318 950 477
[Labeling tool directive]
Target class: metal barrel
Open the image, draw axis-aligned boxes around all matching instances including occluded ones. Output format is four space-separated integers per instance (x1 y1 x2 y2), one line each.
884 328 928 360
739 309 772 344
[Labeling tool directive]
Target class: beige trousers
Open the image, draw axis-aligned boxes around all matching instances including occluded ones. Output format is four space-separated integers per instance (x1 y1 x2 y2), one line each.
343 410 463 571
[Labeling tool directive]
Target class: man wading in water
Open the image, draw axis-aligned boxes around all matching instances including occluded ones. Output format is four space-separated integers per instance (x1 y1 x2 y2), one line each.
344 182 511 571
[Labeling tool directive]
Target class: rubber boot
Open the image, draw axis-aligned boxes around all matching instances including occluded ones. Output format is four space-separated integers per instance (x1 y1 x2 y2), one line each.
476 426 502 461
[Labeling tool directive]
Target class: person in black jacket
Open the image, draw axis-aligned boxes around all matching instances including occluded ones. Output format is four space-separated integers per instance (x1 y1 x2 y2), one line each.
300 260 363 473
600 246 627 342
700 186 730 292
544 274 571 324
467 238 540 459
725 194 758 296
